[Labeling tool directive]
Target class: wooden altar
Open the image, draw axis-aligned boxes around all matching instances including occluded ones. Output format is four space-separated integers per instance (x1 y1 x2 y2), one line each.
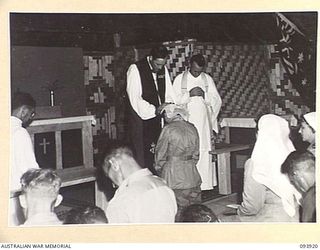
10 116 107 216
210 118 256 195
27 116 95 170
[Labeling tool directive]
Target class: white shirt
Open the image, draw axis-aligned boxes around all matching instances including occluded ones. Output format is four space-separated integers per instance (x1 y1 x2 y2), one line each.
173 71 222 133
126 56 177 120
22 212 62 226
106 168 177 223
10 116 39 191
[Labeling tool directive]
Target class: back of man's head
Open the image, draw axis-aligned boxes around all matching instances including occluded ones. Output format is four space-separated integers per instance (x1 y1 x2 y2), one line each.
103 146 134 170
64 205 108 224
281 150 315 193
102 145 141 187
160 103 189 123
281 150 315 176
181 204 219 223
150 45 169 59
11 91 36 113
20 168 61 202
190 54 206 67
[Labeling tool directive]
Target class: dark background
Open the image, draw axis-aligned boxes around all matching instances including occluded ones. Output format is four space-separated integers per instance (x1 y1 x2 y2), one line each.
10 12 317 51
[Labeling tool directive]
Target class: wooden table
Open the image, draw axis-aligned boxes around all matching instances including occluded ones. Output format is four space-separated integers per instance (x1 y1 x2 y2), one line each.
210 143 252 195
220 118 256 143
214 118 256 195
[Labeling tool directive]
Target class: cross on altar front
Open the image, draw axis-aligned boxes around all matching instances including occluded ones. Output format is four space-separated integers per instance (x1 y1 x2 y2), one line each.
39 138 50 154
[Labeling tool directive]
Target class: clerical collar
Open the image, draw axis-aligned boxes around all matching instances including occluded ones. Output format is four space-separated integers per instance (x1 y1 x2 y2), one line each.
147 56 154 72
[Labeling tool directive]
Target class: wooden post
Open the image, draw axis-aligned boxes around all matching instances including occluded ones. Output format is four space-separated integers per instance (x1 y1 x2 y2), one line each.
224 127 230 144
82 120 94 169
55 131 63 169
217 152 232 195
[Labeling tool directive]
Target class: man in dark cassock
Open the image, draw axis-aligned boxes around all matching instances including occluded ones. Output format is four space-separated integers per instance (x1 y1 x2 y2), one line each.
126 45 176 172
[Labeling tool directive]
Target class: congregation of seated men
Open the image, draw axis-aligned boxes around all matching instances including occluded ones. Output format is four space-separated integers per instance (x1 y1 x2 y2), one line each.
10 92 316 226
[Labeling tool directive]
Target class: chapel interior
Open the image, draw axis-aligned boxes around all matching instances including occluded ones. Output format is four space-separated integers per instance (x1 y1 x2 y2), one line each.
9 12 317 220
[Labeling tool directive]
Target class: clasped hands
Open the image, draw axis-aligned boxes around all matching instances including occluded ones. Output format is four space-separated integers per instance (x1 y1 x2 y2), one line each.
189 87 205 98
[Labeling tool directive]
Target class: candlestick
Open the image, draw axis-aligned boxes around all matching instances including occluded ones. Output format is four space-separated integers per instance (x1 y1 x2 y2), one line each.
50 90 55 106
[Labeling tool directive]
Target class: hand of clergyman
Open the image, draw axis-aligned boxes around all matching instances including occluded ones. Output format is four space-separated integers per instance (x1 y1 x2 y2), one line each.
189 87 204 98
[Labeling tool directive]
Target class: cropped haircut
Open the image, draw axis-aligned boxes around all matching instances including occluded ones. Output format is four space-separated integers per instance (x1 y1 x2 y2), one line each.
11 92 36 111
150 45 169 59
20 168 61 198
64 205 108 224
102 146 134 174
281 150 315 176
190 54 206 67
181 204 219 223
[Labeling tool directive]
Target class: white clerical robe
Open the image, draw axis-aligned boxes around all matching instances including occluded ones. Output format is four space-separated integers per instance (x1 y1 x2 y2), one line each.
11 116 39 191
173 71 222 190
10 116 39 225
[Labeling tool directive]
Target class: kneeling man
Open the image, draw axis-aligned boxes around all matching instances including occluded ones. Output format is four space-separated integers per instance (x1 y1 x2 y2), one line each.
102 146 177 223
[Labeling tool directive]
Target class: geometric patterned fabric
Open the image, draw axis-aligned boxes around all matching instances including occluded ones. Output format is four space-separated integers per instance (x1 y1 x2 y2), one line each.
193 43 272 119
163 39 195 80
84 40 312 163
83 53 116 165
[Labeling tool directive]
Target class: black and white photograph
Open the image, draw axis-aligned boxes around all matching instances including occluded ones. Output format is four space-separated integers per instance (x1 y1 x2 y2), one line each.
2 2 319 243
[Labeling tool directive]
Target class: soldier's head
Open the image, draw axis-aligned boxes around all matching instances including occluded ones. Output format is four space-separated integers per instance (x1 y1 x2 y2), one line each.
281 150 315 194
19 168 62 213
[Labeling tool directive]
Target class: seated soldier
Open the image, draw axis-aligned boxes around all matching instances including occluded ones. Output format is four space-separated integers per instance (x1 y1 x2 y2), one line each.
281 150 316 222
64 205 108 224
181 204 219 223
155 104 202 222
19 168 63 226
299 112 316 156
102 146 177 223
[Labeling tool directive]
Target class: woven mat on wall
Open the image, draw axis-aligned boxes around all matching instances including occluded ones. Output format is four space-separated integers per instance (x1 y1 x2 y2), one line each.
84 42 311 154
162 42 273 142
164 39 195 81
84 53 118 164
194 44 272 119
